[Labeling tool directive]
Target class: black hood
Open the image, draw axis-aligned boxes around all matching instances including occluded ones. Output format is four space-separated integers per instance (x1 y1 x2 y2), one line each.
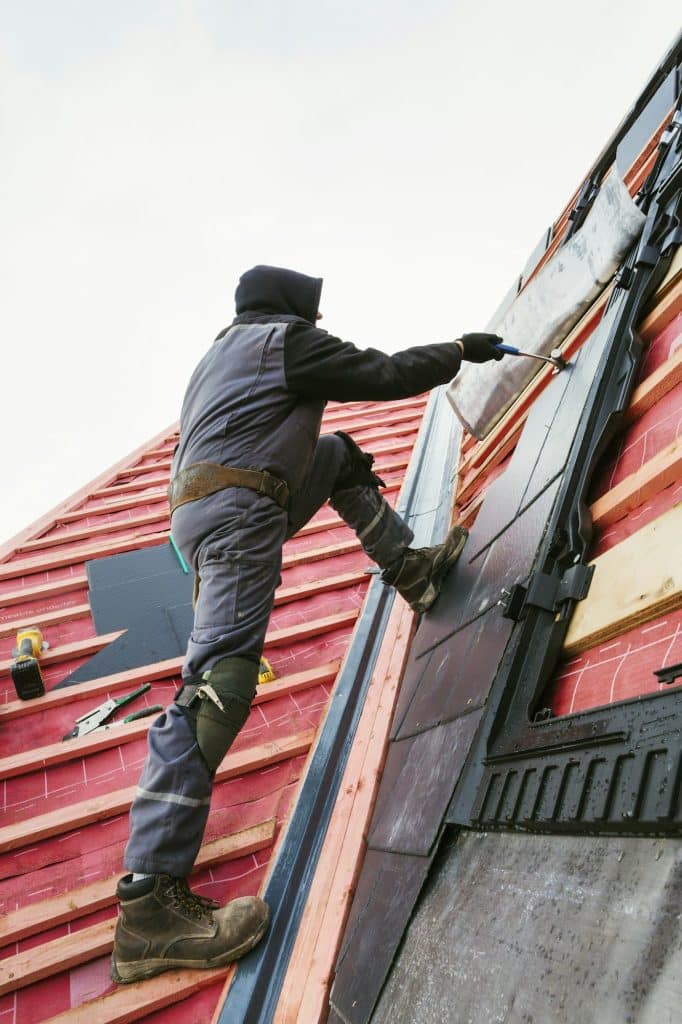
234 265 323 324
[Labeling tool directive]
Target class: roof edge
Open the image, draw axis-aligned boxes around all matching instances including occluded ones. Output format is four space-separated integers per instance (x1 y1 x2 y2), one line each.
0 421 178 563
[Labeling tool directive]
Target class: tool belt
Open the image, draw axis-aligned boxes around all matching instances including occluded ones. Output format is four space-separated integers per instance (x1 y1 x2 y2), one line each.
168 461 289 514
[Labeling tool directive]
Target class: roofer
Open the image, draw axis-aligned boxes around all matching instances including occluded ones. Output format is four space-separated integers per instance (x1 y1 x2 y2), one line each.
111 265 505 983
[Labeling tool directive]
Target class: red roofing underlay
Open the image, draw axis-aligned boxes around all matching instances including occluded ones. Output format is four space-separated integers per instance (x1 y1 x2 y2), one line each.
0 394 427 1023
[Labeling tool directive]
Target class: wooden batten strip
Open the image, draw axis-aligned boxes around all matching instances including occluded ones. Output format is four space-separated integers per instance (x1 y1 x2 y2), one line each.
19 509 170 553
0 602 355 678
21 467 404 556
58 488 168 522
0 574 88 610
638 256 682 343
0 728 315 854
0 517 364 586
590 437 682 528
0 630 122 675
116 459 172 478
0 661 339 781
262 599 416 1024
44 965 228 1024
95 473 169 498
0 532 168 583
276 569 368 605
322 394 427 428
266 608 358 648
0 917 116 997
625 345 682 424
0 658 184 722
564 502 682 656
282 537 361 569
113 416 421 484
0 602 91 640
0 423 177 565
0 820 275 946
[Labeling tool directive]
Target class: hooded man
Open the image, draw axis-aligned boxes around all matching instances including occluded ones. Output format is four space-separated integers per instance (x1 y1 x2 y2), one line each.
111 265 505 983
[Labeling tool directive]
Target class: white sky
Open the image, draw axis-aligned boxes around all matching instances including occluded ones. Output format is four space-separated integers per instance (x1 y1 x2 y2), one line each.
1 2 680 547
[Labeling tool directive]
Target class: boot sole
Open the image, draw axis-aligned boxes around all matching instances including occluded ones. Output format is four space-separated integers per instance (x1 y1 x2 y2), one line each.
111 913 270 984
412 527 468 614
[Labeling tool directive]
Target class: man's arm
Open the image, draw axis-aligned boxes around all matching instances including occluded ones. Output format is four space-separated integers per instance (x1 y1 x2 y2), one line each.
283 322 502 401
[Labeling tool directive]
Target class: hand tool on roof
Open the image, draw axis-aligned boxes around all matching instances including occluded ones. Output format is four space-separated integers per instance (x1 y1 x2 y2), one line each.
11 628 48 700
62 683 160 740
258 656 276 685
494 343 568 373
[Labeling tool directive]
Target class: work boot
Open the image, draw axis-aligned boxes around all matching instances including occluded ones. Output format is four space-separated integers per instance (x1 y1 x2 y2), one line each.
111 874 269 983
381 525 468 614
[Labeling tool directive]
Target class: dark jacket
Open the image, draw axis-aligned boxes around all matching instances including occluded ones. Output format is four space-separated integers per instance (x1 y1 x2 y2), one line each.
172 265 462 491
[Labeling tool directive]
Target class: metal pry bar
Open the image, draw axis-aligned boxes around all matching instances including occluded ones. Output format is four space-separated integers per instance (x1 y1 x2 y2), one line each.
495 343 568 373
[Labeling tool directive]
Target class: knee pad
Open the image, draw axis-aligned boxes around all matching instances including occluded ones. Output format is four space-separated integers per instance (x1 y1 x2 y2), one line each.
331 431 386 495
188 657 259 773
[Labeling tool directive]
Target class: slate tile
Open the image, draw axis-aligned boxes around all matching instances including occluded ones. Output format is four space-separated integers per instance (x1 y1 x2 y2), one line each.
368 710 484 857
330 849 431 1024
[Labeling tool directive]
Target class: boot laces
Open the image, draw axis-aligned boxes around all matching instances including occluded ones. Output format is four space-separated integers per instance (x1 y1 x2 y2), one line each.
161 876 220 919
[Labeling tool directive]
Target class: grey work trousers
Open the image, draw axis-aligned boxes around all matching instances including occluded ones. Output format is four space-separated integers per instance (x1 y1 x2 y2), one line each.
124 434 413 877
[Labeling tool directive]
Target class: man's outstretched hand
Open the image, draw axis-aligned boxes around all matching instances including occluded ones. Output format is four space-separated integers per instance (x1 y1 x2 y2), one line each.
455 333 505 363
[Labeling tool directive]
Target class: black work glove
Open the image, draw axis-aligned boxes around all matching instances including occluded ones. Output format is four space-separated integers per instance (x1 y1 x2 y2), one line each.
455 333 504 363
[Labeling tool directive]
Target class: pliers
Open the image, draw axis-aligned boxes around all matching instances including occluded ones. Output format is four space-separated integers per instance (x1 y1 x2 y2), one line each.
62 683 163 740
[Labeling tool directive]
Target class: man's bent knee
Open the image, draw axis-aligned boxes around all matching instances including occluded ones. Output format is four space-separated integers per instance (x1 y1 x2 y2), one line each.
176 657 259 773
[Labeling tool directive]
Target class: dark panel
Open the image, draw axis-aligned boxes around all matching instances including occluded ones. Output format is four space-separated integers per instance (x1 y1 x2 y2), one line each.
411 476 560 668
59 604 190 685
58 542 193 686
389 647 436 740
392 617 480 740
459 362 572 564
368 710 483 856
519 308 617 509
86 542 179 590
408 542 484 661
89 569 193 633
371 830 682 1024
461 688 682 834
330 850 431 1024
439 608 514 723
464 478 560 619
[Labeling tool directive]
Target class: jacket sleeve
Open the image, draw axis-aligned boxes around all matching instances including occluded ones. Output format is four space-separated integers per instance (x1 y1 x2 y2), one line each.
283 322 463 401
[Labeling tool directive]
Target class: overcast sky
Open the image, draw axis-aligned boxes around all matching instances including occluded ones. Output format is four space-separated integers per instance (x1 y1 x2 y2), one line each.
1 2 680 547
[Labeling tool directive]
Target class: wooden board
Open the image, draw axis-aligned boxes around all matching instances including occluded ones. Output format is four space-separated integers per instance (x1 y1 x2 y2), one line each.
564 502 682 655
590 436 682 528
0 661 339 781
0 819 275 945
0 729 314 853
273 598 416 1024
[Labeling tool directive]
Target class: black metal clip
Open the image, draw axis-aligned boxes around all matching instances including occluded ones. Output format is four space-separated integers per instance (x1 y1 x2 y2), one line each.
499 562 594 621
614 265 635 291
653 662 682 686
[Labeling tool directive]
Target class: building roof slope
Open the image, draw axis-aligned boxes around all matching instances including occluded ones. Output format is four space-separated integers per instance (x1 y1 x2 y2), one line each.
276 38 682 1024
0 394 428 1023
